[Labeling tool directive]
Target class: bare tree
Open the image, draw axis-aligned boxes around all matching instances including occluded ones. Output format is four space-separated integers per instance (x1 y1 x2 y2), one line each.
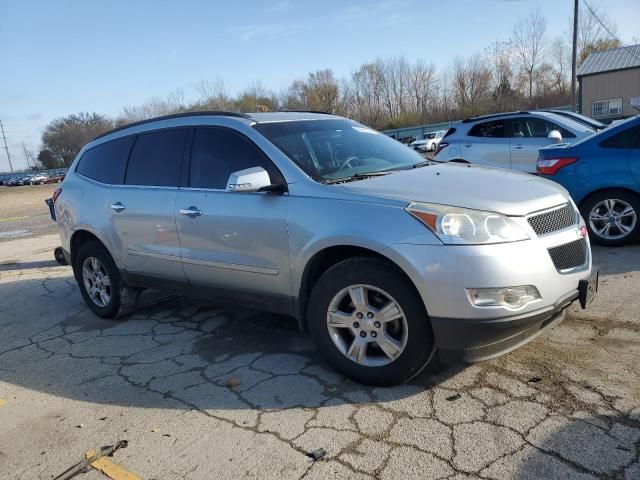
451 55 493 116
487 41 519 112
196 77 232 110
117 89 187 125
549 37 570 96
512 9 547 101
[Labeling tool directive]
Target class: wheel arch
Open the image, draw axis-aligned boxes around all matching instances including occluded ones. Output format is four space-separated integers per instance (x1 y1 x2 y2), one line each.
577 186 640 210
296 244 424 332
69 229 115 274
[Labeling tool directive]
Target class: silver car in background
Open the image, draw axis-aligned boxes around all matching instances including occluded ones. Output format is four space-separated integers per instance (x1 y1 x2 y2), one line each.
434 111 596 173
53 111 598 385
409 130 446 152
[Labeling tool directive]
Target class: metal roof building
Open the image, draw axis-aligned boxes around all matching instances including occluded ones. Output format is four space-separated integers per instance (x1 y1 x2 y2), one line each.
577 44 640 121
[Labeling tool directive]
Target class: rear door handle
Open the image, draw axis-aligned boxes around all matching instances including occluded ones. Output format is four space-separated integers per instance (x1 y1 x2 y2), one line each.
514 145 523 149
464 144 472 148
109 202 125 212
179 206 202 218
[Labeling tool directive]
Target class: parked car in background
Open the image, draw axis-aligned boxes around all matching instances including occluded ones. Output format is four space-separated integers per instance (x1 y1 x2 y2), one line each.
409 130 446 152
17 175 36 186
536 110 607 132
44 174 65 183
434 111 596 173
29 174 50 185
537 115 640 246
52 111 597 385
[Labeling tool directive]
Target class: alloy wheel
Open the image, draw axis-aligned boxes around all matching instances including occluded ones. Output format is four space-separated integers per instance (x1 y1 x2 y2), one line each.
82 256 112 307
588 198 637 240
326 284 408 367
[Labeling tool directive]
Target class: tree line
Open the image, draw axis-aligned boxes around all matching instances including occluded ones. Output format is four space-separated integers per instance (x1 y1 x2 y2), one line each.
37 5 623 169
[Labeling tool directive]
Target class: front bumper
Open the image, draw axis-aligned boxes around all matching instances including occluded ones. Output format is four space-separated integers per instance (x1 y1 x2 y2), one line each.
431 289 577 362
381 235 594 360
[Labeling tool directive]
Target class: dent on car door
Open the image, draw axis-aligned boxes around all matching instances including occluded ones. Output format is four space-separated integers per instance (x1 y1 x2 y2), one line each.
110 128 188 281
175 126 292 303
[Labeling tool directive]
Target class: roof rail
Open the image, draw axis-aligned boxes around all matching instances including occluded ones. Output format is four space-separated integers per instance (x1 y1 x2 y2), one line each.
461 111 531 123
285 110 332 115
92 111 252 141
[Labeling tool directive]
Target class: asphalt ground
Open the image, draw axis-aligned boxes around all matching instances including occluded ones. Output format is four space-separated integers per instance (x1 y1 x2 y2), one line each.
0 182 638 480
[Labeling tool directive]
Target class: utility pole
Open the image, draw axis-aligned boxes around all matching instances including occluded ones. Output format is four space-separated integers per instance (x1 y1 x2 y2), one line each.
571 0 579 113
22 142 32 170
0 120 14 173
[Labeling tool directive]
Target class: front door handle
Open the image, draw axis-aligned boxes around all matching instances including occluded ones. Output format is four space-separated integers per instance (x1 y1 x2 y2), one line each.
109 202 125 212
464 144 472 148
514 145 523 149
179 206 202 218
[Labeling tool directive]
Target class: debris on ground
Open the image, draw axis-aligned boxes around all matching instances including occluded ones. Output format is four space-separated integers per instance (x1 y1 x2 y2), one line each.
306 448 327 461
446 393 462 401
226 377 241 388
528 377 542 383
52 440 130 480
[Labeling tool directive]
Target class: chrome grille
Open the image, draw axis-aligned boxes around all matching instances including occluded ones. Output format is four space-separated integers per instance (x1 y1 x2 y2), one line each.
548 238 587 271
528 204 577 236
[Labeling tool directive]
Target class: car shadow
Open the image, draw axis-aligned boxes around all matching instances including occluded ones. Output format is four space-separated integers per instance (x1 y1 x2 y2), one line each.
0 274 466 412
591 242 640 276
515 413 640 478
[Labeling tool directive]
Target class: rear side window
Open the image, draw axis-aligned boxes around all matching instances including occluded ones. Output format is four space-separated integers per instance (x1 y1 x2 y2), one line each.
468 121 506 138
600 126 640 149
189 127 283 189
509 118 576 139
76 136 134 184
125 128 187 186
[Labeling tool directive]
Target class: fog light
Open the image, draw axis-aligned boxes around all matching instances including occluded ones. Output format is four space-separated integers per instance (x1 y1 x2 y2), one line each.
467 286 541 309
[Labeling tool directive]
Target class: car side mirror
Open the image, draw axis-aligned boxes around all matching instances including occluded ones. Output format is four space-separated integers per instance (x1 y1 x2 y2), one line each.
226 166 284 193
548 130 563 143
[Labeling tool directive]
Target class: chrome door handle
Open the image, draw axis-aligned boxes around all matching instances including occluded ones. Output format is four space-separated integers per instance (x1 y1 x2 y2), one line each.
179 206 202 218
109 202 125 212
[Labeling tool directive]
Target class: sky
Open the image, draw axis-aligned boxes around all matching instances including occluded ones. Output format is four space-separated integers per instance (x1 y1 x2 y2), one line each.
1 0 639 171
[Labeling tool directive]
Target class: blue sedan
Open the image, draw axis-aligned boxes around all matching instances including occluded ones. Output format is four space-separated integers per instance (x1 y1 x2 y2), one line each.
537 115 640 246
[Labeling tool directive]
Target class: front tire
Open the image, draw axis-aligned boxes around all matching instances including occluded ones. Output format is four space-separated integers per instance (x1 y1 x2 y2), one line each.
74 241 140 318
581 190 640 246
307 257 434 386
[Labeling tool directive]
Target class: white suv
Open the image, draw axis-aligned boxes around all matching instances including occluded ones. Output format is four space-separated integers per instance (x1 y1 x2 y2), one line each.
434 112 595 173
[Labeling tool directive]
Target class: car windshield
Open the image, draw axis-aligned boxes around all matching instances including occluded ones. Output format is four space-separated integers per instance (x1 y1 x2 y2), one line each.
254 119 424 181
425 132 436 139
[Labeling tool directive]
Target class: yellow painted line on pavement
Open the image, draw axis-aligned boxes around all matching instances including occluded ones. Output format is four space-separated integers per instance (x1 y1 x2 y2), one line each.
0 215 29 222
85 449 141 480
0 398 6 407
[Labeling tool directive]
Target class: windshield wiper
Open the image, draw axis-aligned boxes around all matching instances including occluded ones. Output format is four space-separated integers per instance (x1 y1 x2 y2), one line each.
323 171 392 184
411 160 435 168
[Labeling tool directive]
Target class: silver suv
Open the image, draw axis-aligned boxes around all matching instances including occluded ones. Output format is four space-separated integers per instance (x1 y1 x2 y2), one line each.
434 111 595 173
53 111 598 385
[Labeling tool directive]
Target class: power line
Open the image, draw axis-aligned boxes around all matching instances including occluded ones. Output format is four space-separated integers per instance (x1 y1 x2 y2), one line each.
582 0 640 62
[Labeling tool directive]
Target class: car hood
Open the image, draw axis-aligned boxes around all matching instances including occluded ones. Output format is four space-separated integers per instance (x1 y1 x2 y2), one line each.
340 163 570 216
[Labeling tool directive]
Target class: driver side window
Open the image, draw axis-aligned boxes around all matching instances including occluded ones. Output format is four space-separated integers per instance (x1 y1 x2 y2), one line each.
189 128 284 189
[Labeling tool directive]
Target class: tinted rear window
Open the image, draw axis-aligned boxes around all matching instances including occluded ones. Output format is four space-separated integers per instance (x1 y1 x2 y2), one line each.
125 129 187 186
600 125 640 149
76 136 134 184
468 121 506 138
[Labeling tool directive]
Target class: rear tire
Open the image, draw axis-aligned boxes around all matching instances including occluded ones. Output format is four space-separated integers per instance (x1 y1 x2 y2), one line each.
581 190 640 246
307 257 434 386
74 241 140 319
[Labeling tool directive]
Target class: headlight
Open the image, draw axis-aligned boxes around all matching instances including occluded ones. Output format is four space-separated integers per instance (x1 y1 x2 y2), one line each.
405 202 529 245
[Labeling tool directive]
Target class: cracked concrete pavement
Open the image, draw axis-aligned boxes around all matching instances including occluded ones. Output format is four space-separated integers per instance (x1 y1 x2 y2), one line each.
0 233 638 479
